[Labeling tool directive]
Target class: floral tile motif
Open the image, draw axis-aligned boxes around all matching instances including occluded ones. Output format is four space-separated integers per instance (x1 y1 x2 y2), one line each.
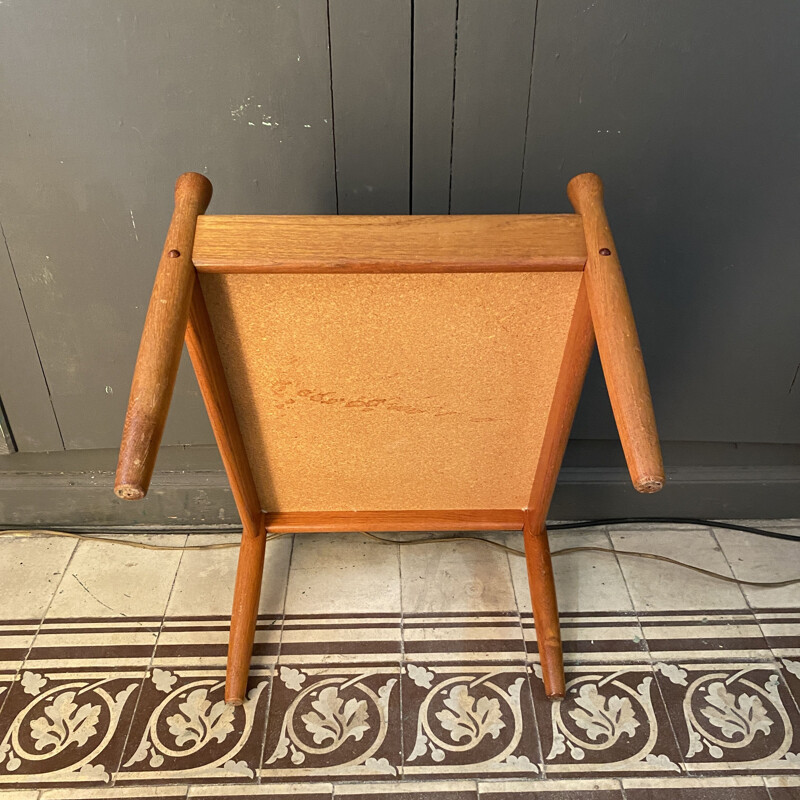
778 657 800 713
402 662 541 778
260 663 401 781
653 661 800 773
530 663 683 777
0 667 144 787
116 666 272 785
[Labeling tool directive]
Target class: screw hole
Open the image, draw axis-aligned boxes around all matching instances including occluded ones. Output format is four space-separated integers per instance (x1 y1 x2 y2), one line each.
168 249 181 258
599 248 612 256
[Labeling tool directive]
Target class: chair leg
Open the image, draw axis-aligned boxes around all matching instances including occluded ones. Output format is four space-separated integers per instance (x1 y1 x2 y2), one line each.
523 518 565 699
225 520 268 705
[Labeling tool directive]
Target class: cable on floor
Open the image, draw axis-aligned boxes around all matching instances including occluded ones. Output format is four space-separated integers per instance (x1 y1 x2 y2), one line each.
1 517 799 588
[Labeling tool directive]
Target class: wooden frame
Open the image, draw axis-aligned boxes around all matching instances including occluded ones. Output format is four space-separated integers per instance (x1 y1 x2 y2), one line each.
115 172 663 705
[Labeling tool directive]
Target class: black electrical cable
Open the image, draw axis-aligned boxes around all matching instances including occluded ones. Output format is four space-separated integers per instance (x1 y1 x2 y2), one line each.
546 517 800 543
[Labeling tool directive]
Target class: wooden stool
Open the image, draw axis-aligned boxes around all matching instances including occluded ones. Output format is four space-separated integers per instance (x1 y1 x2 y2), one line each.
114 172 663 705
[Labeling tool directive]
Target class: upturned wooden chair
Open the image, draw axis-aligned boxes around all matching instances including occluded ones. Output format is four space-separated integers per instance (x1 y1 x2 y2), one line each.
115 172 663 705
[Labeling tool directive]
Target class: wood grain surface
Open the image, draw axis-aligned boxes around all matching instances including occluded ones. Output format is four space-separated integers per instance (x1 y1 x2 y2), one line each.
568 173 664 493
192 214 586 273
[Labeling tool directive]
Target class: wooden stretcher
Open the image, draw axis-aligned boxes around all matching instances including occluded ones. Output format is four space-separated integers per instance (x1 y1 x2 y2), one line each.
114 171 663 705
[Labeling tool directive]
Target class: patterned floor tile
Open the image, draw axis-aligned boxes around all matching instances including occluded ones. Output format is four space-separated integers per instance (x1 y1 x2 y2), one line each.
188 783 333 800
0 523 798 796
652 661 800 774
164 533 292 619
284 534 401 616
280 614 401 666
190 786 331 799
401 662 541 779
609 528 749 612
638 610 772 662
508 530 635 615
189 785 331 798
478 778 623 798
0 534 77 669
336 780 477 799
27 617 161 671
116 666 271 785
41 786 188 799
522 612 649 667
0 621 38 684
0 535 77 620
622 775 770 798
713 527 800 611
404 613 524 664
400 535 517 615
0 789 40 800
152 615 281 672
260 663 401 782
0 666 145 787
775 657 800 719
44 535 186 621
764 775 800 799
754 609 800 662
530 663 683 777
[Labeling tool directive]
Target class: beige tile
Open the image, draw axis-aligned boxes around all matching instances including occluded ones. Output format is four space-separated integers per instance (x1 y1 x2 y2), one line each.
508 529 634 614
609 526 748 611
400 532 516 614
337 781 477 795
191 786 331 797
481 778 621 793
45 533 186 619
623 775 767 791
284 532 401 614
42 787 187 798
165 532 293 617
764 775 800 789
0 534 77 619
714 526 800 609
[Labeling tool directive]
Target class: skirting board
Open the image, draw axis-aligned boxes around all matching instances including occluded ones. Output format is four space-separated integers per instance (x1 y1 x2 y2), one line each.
1 447 799 528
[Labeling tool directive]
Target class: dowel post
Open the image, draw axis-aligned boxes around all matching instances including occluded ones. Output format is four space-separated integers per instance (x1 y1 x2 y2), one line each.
523 513 565 699
115 173 213 500
524 278 594 700
185 279 266 705
567 173 664 493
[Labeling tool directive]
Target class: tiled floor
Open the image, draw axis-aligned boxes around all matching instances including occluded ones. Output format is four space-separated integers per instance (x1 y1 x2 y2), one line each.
0 521 798 799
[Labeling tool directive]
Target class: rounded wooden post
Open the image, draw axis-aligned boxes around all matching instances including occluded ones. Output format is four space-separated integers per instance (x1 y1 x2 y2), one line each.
185 280 266 705
523 515 565 699
115 173 212 500
567 173 664 493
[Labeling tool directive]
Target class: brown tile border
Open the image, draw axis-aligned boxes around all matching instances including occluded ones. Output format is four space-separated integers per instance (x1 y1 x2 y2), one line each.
0 608 799 790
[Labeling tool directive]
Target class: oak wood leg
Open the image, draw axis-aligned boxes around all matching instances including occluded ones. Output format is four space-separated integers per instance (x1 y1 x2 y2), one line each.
225 518 268 705
523 518 565 699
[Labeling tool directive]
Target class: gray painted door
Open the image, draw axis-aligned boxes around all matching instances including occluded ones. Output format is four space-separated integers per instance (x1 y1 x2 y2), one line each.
1 0 798 453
